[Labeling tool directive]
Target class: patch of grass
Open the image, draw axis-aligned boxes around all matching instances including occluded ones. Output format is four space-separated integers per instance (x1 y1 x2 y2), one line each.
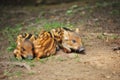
66 9 73 15
39 58 48 63
4 70 10 76
9 56 19 62
109 34 119 40
26 26 40 34
95 2 109 8
95 1 119 8
56 56 67 62
43 22 65 31
72 54 79 59
7 43 16 52
65 1 120 16
73 54 80 62
2 24 22 52
75 58 81 62
97 33 106 40
25 59 35 67
13 71 22 76
48 55 55 60
97 33 119 40
110 9 120 15
35 18 41 24
4 70 22 77
27 72 35 75
66 4 78 15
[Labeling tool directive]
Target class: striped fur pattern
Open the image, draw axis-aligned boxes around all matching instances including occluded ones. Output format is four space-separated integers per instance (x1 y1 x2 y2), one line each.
14 33 36 60
33 31 56 60
14 31 57 60
14 27 84 60
51 27 85 53
50 28 64 44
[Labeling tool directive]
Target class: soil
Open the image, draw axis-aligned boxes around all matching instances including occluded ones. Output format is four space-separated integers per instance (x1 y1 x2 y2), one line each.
0 0 120 80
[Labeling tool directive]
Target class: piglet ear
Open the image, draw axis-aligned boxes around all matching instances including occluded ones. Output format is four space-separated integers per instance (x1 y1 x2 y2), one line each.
75 28 80 33
63 29 69 40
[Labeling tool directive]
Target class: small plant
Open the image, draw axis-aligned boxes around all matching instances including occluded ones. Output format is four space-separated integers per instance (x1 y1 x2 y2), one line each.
9 56 18 62
110 10 120 15
48 55 55 60
73 54 80 62
4 70 10 76
13 71 22 77
4 70 22 77
95 2 114 8
43 21 74 31
108 34 119 40
26 26 40 34
2 24 22 52
35 18 41 23
28 72 35 75
25 60 35 67
72 54 79 59
43 22 65 31
97 33 119 41
7 42 16 52
97 33 106 40
39 58 48 63
56 56 67 62
66 5 78 15
66 9 73 14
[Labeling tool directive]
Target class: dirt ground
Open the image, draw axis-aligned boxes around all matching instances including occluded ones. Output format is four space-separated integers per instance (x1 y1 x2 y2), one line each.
0 0 120 80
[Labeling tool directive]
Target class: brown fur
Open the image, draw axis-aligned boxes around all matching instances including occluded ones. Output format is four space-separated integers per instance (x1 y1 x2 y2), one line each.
51 28 84 53
14 31 57 60
33 31 56 60
14 33 36 60
14 27 84 60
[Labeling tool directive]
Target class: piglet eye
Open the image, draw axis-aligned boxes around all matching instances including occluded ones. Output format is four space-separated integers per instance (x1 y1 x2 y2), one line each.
32 47 34 51
21 47 25 51
72 40 76 43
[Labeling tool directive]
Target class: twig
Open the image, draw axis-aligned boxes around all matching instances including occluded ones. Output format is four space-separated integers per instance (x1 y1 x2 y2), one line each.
113 46 120 51
0 62 31 71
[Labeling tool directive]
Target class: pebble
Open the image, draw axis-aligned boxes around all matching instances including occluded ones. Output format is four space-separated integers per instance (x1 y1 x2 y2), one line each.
105 75 111 79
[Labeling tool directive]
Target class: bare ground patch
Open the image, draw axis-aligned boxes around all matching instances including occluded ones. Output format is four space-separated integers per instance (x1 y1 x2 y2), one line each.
0 0 120 80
